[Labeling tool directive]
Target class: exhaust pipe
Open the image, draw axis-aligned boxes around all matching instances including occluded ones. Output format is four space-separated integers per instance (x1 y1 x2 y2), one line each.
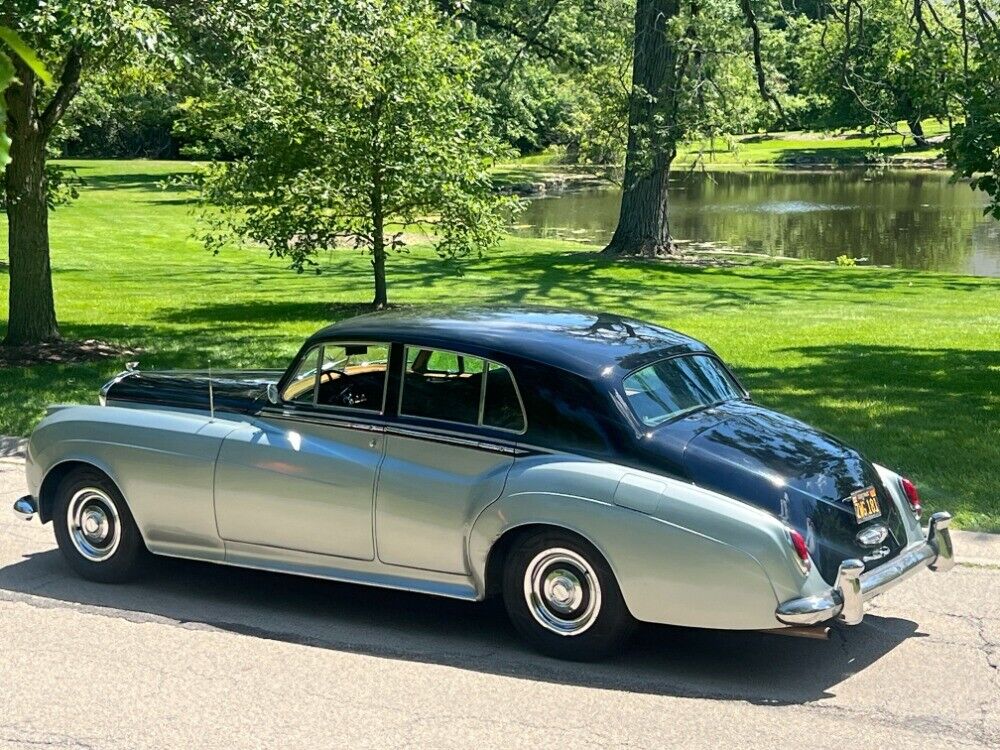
759 625 831 640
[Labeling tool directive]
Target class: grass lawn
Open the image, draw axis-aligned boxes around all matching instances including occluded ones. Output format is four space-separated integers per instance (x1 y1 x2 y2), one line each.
2 159 999 531
495 122 946 185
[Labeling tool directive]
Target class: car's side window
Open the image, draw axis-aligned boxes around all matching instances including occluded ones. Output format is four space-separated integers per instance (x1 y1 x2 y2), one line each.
399 347 525 432
315 343 390 411
282 346 321 404
281 342 389 411
483 362 526 432
400 347 484 425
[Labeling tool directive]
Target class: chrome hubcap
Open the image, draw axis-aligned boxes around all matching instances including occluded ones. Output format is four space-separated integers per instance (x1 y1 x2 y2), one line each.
523 548 601 636
67 488 121 562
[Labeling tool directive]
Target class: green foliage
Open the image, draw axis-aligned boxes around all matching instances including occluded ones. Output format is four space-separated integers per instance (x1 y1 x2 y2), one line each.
0 25 52 167
835 254 856 267
948 35 1000 221
795 1 963 133
0 50 12 168
196 0 517 303
62 58 181 157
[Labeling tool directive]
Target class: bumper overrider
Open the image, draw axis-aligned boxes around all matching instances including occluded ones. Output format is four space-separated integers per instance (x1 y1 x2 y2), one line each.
13 496 38 521
776 511 955 626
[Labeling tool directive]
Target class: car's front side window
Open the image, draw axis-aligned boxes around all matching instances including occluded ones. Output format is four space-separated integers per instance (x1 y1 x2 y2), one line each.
623 354 743 427
399 347 525 432
282 342 389 411
282 346 321 404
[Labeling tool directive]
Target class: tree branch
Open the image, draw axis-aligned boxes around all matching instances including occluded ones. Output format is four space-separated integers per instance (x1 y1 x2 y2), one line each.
499 0 562 84
738 0 785 125
39 45 84 135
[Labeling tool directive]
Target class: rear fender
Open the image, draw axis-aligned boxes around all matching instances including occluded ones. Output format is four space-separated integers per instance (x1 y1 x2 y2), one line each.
469 456 803 630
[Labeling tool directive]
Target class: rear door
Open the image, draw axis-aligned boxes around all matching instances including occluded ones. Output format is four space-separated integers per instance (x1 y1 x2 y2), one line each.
375 348 525 573
214 342 390 560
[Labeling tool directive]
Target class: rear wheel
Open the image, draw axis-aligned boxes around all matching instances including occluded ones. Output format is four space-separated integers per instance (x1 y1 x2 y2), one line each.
502 530 636 660
52 468 150 583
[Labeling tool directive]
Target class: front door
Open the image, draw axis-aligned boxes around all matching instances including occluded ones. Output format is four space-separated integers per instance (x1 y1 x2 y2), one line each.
214 342 390 560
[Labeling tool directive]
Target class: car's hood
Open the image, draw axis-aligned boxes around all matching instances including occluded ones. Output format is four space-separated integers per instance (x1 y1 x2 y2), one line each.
638 400 907 583
103 369 283 415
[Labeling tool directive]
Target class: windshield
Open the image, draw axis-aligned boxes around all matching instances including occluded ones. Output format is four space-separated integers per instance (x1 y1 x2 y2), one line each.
623 354 744 426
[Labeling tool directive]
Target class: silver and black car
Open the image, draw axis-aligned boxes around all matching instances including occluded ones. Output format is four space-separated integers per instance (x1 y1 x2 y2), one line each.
13 307 955 659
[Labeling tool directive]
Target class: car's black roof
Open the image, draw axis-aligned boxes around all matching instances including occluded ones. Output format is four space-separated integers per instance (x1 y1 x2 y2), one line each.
308 307 711 379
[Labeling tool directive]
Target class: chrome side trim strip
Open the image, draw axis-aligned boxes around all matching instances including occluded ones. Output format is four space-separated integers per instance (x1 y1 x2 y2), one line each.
384 426 523 455
258 408 386 433
258 409 525 455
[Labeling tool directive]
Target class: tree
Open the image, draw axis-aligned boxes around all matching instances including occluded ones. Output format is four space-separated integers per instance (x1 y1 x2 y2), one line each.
947 4 1000 221
798 0 963 142
1 27 51 167
197 0 514 309
603 0 786 257
2 1 171 345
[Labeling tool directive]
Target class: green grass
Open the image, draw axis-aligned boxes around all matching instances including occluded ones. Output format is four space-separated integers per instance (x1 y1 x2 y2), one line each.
2 159 999 531
676 128 942 167
502 122 946 179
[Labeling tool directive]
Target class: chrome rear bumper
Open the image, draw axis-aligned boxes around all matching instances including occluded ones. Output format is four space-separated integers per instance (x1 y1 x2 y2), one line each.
12 496 38 521
775 511 955 626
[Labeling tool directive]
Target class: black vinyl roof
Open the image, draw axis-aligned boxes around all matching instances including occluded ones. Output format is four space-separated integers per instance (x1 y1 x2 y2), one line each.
308 307 710 379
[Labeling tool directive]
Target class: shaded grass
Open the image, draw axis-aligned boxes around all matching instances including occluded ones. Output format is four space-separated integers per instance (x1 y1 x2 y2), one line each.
2 159 999 531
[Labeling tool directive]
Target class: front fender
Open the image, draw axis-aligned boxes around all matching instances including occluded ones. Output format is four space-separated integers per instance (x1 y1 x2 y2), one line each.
27 405 238 560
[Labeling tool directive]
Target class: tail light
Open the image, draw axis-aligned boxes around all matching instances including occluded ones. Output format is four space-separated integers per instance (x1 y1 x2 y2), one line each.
900 477 922 519
787 528 811 573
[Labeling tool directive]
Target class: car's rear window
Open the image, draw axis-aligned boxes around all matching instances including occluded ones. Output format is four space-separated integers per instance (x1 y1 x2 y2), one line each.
623 354 743 426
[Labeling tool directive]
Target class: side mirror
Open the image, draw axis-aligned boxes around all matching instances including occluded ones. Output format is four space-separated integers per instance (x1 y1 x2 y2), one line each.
266 383 280 405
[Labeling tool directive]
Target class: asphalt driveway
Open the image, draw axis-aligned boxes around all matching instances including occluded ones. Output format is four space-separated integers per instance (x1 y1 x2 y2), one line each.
1 458 997 749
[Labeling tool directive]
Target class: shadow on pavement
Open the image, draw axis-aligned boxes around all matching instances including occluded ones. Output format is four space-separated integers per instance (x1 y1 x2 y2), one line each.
0 548 922 705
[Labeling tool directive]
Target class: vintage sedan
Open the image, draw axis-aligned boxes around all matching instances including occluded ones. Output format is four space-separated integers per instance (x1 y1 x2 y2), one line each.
13 308 955 659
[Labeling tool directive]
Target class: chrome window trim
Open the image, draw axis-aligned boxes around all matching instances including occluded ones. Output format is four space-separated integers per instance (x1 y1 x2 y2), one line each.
281 341 391 416
397 344 527 435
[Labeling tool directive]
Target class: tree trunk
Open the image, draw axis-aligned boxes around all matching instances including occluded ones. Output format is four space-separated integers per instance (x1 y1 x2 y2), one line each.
371 235 387 309
371 184 388 309
906 117 930 148
3 62 60 345
603 0 682 258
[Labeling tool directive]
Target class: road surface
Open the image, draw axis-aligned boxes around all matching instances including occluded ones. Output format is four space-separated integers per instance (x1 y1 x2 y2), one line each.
1 458 997 749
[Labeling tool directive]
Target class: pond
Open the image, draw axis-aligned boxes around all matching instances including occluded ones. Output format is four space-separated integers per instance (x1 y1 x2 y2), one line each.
511 169 1000 277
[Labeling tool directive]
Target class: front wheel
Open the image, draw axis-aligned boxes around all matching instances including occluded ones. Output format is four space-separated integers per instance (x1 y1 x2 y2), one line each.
502 530 636 660
52 468 150 583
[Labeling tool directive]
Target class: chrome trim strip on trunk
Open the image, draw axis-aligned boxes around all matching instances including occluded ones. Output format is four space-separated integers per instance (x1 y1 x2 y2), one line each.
775 511 955 626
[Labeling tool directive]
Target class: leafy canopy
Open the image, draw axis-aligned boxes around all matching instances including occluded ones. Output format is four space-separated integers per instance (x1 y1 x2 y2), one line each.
0 26 51 167
197 0 516 300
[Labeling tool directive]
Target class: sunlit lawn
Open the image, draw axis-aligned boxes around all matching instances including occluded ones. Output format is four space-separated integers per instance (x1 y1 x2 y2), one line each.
496 120 946 179
2 158 999 530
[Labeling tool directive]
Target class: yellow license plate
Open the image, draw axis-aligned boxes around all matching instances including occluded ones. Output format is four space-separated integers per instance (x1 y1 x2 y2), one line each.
850 486 882 523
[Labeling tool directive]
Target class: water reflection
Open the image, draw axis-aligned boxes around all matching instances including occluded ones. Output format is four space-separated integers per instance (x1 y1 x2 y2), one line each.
511 169 1000 277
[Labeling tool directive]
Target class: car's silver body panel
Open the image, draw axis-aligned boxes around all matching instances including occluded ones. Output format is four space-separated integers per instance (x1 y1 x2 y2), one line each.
24 403 933 631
